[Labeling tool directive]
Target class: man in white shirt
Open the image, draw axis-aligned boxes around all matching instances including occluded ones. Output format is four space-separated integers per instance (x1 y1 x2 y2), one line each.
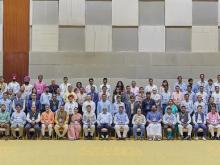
40 87 52 112
97 108 112 140
82 95 96 114
99 78 111 93
206 79 215 98
22 76 33 100
85 78 98 94
83 105 96 139
144 78 158 94
181 94 194 115
59 77 71 97
64 95 78 115
8 75 20 94
196 86 208 103
194 95 207 114
131 81 139 96
214 75 220 87
197 74 208 88
212 86 220 112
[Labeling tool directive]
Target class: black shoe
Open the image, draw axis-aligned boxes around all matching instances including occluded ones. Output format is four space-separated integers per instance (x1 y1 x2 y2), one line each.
211 136 215 140
215 137 219 140
58 137 62 140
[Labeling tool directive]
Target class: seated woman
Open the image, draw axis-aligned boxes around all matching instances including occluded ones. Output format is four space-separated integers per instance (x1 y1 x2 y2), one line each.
165 99 179 115
68 108 82 140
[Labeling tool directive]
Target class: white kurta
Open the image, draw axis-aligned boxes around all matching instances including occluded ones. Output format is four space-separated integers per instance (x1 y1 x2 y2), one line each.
147 123 162 137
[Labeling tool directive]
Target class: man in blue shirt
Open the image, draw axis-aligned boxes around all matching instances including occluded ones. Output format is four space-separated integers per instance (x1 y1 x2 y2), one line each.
174 76 187 92
88 86 99 108
0 92 12 114
97 108 112 140
114 106 129 140
10 104 26 139
142 92 156 116
27 93 41 113
97 94 112 115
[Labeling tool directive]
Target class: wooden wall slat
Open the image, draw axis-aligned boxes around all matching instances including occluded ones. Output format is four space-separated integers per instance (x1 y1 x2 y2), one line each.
3 0 29 83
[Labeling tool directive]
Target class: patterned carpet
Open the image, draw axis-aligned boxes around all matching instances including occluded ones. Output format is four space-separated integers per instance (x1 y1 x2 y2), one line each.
0 140 219 165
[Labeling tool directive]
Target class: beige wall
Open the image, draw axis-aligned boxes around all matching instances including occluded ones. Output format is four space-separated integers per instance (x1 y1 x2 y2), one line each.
28 52 220 87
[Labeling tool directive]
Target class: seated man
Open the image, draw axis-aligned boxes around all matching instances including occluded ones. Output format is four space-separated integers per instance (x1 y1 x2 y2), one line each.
40 104 54 139
177 105 192 140
114 106 129 140
193 105 207 140
146 105 162 141
207 106 220 140
25 105 41 139
132 108 146 140
0 104 10 139
10 104 26 139
54 105 69 139
97 107 112 140
163 106 176 140
83 105 96 139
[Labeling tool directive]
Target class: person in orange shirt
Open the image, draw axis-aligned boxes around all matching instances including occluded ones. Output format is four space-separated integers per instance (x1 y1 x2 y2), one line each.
40 104 54 139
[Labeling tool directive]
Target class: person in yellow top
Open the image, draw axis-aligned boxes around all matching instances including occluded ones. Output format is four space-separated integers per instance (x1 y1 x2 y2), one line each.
63 85 77 103
0 76 7 93
54 105 69 139
40 105 55 139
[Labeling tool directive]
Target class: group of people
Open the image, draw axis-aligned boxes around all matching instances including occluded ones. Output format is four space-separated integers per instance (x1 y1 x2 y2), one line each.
0 73 220 141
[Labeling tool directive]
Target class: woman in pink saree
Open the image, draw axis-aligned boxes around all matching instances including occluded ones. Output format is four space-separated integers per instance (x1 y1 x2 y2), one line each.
68 108 82 140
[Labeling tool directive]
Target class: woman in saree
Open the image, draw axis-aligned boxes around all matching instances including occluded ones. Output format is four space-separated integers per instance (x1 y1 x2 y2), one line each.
68 108 82 140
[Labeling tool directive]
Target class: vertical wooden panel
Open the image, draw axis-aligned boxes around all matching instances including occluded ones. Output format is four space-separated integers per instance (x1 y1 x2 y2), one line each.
3 0 29 83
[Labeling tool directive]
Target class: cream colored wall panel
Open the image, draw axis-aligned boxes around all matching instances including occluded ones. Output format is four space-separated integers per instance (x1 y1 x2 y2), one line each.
0 1 3 24
0 24 2 52
85 25 112 52
32 25 58 52
30 0 32 25
33 1 58 25
139 26 165 52
59 0 85 25
112 0 138 26
218 0 220 26
192 26 218 52
165 0 192 26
